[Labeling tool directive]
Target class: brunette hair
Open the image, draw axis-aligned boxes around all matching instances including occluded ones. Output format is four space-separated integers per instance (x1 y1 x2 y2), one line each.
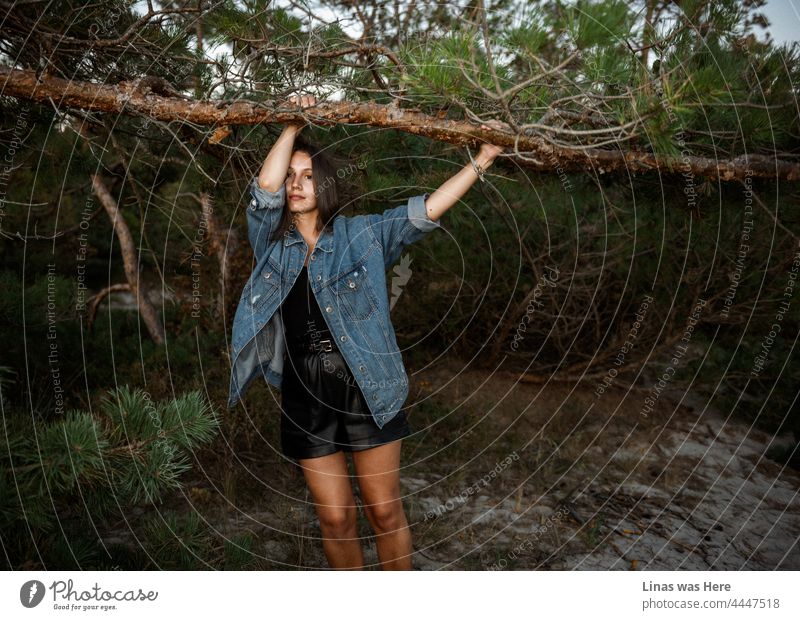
269 138 341 242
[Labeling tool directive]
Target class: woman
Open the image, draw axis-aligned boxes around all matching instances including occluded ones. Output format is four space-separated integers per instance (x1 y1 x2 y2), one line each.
228 94 505 570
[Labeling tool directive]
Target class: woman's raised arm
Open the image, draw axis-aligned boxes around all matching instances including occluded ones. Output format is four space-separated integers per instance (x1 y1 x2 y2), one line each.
257 94 317 191
423 119 507 221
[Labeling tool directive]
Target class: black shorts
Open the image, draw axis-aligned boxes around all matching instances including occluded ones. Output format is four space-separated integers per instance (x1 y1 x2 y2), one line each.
280 347 411 460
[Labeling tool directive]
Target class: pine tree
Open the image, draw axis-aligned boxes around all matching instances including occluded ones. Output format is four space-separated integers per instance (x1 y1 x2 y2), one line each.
0 383 220 568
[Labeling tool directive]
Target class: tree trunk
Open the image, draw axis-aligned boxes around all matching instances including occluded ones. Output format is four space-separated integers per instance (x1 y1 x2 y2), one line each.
91 174 166 345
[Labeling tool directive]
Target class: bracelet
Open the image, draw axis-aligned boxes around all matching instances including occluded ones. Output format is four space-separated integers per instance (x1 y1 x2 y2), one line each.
467 148 487 182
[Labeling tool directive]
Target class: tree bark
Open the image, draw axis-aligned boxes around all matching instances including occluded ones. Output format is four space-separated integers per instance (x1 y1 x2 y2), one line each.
197 192 236 318
2 65 797 183
86 283 130 331
91 174 166 345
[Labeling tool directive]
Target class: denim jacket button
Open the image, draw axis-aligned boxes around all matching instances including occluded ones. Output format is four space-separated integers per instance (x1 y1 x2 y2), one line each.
264 271 271 279
316 275 321 281
339 335 346 342
325 306 332 313
372 394 378 400
311 255 316 261
250 199 257 207
348 280 355 288
359 365 366 372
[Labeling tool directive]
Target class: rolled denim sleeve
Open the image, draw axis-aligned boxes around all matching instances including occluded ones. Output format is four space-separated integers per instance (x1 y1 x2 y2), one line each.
246 177 285 261
366 192 441 268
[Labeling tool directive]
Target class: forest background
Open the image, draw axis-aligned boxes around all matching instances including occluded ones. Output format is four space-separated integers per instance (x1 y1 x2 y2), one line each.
0 0 798 569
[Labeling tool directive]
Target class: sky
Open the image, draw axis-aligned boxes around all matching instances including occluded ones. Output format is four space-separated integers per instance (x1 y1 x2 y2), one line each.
761 0 800 45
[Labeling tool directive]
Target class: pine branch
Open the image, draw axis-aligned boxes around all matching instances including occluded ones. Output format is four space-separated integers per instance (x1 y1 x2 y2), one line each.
1 387 221 535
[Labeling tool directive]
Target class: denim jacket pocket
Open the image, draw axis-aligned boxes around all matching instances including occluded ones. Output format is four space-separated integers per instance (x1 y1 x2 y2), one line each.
243 267 281 313
331 264 378 322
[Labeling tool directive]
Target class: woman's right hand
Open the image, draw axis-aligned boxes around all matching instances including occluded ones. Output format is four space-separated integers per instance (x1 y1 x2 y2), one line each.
284 94 317 131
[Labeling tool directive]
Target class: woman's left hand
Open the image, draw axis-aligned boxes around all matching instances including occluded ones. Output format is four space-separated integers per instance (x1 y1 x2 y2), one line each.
477 119 511 164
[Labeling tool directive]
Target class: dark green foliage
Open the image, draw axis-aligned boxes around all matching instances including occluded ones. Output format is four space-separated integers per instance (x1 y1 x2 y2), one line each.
0 385 220 568
564 0 635 49
134 510 261 570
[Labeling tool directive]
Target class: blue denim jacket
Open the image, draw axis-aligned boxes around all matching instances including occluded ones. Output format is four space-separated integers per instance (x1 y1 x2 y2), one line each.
227 177 440 429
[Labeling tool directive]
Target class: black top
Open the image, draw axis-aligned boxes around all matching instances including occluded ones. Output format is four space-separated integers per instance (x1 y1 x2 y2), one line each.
279 265 329 344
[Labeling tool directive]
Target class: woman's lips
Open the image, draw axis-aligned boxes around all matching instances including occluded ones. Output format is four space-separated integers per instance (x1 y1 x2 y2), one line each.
290 195 304 201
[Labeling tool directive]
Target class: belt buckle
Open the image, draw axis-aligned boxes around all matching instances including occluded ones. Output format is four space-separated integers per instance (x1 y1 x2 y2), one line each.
317 338 333 352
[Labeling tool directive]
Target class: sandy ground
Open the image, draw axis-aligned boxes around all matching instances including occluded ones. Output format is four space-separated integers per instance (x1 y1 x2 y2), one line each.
250 361 800 570
401 365 800 571
407 400 799 570
103 360 799 570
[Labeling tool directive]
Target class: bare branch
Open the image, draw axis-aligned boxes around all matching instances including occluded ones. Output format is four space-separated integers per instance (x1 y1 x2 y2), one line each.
1 65 798 182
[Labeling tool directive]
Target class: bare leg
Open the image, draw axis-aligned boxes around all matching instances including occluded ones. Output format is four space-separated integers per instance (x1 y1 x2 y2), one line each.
298 450 364 570
351 439 413 570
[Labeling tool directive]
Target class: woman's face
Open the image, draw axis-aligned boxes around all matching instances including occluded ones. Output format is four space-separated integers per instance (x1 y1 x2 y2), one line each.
285 150 318 215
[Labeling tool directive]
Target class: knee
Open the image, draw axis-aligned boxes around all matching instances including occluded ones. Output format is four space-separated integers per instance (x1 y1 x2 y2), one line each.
317 504 357 537
364 499 405 534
